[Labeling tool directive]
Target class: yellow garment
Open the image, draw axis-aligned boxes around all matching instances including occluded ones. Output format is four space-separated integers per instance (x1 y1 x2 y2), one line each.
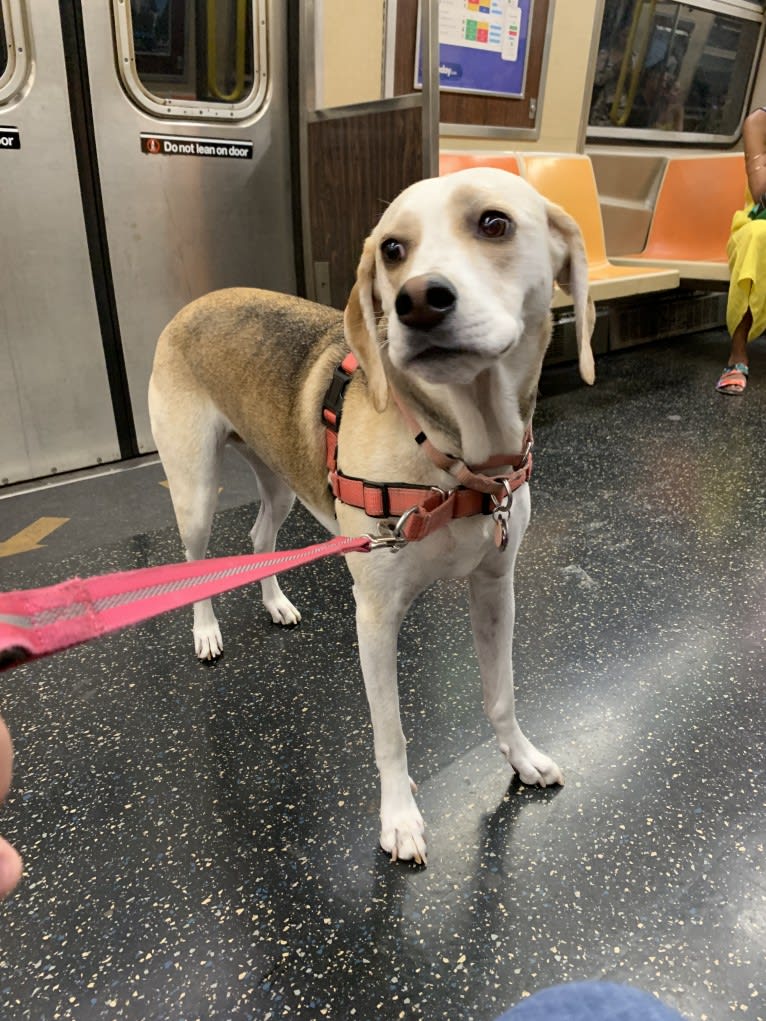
727 187 766 340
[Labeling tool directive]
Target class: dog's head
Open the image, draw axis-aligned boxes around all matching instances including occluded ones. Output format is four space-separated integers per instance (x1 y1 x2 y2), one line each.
344 167 595 412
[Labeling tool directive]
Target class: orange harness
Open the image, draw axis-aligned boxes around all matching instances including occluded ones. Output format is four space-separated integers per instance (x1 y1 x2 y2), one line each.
322 353 532 548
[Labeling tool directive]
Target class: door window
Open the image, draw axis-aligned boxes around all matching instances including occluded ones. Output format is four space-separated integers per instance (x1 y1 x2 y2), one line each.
0 0 29 103
0 13 7 84
113 0 268 119
588 0 764 143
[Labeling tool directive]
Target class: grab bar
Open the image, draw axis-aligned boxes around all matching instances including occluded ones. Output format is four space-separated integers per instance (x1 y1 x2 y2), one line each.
207 0 247 102
610 0 657 127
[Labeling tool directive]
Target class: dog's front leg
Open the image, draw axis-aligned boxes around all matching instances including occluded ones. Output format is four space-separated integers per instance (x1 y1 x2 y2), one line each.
354 582 427 864
469 555 564 788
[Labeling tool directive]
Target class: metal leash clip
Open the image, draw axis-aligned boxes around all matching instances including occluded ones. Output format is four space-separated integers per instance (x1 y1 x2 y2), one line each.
366 506 417 552
491 479 514 552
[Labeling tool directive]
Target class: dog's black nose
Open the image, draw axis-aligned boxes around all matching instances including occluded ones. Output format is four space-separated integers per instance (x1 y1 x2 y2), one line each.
395 274 457 330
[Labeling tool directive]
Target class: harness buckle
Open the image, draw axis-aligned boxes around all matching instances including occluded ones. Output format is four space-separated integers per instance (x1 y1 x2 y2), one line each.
322 362 355 432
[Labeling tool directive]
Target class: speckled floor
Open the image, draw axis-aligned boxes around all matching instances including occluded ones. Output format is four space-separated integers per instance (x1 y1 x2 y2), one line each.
0 329 764 1021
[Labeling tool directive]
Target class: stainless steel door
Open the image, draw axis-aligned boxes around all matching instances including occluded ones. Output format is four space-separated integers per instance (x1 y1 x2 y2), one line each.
81 1 296 453
0 5 120 485
1 2 296 486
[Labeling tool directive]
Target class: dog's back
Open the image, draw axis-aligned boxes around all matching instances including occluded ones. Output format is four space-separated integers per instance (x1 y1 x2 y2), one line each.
150 287 347 513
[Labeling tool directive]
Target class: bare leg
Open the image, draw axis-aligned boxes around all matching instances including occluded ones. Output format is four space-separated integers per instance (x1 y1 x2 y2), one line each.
717 309 752 393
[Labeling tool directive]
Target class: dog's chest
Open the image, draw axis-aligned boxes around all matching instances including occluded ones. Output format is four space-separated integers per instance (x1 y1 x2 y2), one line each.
405 505 527 581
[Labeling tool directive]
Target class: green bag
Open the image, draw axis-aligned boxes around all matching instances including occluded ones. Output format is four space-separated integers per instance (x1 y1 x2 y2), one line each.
748 197 766 220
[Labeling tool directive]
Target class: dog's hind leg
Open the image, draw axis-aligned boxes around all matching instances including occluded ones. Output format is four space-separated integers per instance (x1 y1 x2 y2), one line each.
150 381 227 660
230 443 301 626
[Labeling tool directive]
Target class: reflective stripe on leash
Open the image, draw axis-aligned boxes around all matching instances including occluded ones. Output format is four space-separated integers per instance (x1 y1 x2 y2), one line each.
0 534 373 672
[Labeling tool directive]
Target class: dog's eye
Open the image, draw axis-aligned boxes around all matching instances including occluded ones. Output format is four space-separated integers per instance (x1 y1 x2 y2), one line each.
478 211 513 239
381 238 407 263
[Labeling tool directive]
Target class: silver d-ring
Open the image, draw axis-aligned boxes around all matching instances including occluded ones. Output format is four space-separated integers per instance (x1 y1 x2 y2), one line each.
491 478 514 512
393 505 419 538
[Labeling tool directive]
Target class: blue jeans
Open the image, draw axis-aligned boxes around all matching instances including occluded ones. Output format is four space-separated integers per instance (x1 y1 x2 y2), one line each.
496 982 687 1020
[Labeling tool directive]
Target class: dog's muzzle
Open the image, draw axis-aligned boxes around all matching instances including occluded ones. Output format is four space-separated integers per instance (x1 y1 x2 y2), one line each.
394 274 457 331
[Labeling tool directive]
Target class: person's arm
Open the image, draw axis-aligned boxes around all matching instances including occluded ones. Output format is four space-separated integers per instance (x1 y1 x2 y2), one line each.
743 107 766 202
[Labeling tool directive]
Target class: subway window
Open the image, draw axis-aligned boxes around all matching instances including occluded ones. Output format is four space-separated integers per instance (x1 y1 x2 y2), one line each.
0 0 29 104
113 0 268 119
588 0 764 144
0 13 7 84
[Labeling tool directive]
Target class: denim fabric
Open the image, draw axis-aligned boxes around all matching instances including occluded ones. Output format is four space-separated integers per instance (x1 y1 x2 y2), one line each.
496 982 687 1021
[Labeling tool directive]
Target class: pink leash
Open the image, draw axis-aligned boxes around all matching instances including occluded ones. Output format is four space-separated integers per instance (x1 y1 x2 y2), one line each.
0 535 372 672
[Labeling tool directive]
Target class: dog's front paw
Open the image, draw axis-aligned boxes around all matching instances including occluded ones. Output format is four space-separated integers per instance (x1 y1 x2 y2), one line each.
500 739 564 788
194 622 223 660
264 592 302 627
380 800 427 864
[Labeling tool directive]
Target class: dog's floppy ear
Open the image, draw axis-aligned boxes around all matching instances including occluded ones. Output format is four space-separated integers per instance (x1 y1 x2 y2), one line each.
344 236 389 413
545 200 596 385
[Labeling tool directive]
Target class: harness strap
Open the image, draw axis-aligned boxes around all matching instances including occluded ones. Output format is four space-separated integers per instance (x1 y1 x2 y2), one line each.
323 352 359 470
322 356 533 541
389 387 531 495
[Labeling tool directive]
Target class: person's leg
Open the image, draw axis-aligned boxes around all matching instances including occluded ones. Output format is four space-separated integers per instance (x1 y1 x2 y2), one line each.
717 308 752 394
494 981 688 1021
728 309 752 366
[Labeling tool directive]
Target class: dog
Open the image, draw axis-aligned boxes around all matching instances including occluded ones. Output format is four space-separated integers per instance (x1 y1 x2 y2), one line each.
148 167 595 864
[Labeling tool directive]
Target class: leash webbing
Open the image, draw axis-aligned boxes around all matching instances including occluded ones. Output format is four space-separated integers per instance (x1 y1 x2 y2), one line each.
0 534 371 672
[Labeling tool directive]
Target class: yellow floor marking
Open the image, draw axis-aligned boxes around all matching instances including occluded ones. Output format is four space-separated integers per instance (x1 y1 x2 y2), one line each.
0 517 70 558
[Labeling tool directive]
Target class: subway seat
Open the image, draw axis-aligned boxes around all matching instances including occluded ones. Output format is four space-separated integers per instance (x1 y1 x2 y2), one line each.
439 150 680 306
518 153 680 306
609 154 745 283
439 151 520 176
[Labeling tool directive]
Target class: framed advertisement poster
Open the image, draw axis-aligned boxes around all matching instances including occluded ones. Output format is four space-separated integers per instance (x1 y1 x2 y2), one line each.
415 0 533 99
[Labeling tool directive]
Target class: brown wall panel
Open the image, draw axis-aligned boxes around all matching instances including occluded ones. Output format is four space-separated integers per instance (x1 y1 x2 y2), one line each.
307 106 423 308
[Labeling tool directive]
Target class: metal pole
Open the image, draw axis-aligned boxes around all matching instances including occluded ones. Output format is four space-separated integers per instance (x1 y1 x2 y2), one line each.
420 0 439 178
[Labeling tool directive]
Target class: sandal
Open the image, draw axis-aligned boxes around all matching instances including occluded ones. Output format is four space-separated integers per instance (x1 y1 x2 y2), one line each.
716 363 749 395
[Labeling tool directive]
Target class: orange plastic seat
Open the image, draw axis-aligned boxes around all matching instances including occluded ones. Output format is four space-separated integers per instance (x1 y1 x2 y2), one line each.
439 151 520 176
612 155 745 280
520 153 679 305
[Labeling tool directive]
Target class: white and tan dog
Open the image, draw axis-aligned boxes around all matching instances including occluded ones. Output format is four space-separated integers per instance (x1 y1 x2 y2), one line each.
149 168 595 863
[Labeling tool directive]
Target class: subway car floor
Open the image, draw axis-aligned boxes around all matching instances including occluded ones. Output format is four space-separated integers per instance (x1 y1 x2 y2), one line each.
0 328 764 1021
